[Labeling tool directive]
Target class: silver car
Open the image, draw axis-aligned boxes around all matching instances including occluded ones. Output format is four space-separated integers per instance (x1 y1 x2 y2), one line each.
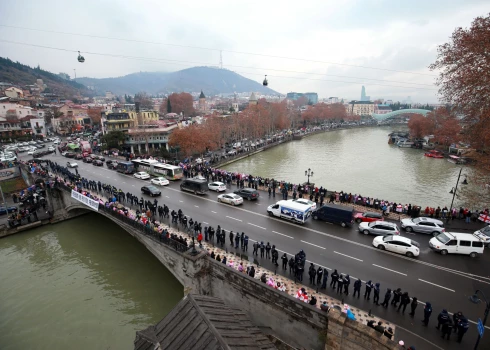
400 217 445 235
358 221 400 236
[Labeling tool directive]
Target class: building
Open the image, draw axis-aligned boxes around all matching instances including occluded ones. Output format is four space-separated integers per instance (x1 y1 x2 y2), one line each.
0 102 33 118
134 294 276 350
349 100 375 116
102 105 159 135
326 97 339 104
249 92 258 106
375 104 393 115
4 87 24 99
304 92 318 104
232 94 239 112
199 90 206 111
126 124 177 153
30 117 46 137
360 86 370 102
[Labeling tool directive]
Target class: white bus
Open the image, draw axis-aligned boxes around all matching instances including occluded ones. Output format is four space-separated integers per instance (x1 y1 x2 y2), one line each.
131 159 183 180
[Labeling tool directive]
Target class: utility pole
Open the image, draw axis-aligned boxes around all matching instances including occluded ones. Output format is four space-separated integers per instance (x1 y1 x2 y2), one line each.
219 50 223 69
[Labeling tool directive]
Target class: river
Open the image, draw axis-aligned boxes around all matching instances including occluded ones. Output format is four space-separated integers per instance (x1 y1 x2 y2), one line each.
0 214 183 350
223 126 469 208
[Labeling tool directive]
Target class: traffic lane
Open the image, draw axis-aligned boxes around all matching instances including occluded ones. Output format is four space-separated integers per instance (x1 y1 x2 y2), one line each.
39 152 490 275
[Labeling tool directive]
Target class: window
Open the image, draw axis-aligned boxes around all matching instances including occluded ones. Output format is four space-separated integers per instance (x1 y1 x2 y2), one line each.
446 240 457 246
459 240 471 247
472 241 483 248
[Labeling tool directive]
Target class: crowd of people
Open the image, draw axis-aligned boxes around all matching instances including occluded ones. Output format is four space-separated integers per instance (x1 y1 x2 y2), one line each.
23 157 477 348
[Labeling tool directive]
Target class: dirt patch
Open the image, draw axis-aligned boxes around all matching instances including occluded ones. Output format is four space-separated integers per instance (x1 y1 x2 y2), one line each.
0 177 28 195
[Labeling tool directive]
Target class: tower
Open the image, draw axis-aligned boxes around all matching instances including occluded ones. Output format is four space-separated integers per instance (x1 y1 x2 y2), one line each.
361 86 366 101
199 90 206 111
249 92 258 106
232 93 239 112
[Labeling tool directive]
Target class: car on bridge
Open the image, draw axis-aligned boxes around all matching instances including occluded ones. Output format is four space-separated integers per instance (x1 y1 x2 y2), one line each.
233 188 259 201
358 221 399 236
400 217 445 236
217 193 243 206
150 177 170 186
134 171 151 180
208 181 226 192
93 160 103 166
82 156 93 163
67 161 78 168
372 235 420 257
354 211 383 223
141 185 161 197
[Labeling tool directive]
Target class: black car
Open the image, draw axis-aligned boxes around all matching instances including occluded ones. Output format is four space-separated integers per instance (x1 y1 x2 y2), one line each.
141 185 161 197
65 152 76 158
93 160 103 166
233 188 260 200
106 160 118 169
83 157 93 163
96 155 106 161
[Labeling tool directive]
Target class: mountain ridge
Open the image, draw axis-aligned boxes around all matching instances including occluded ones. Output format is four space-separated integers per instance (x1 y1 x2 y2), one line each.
77 66 279 96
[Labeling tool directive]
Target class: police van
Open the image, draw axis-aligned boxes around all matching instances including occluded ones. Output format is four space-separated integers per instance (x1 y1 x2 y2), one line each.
429 231 485 257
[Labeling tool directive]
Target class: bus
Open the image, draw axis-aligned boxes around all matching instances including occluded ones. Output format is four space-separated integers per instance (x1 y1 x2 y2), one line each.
180 177 209 195
131 159 183 180
117 161 135 174
152 163 183 180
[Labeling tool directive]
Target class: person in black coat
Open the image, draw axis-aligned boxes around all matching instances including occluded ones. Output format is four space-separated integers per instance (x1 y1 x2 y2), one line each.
441 319 453 340
343 274 351 295
391 288 402 307
422 302 433 326
321 268 328 289
316 266 323 285
373 283 380 305
398 292 410 313
353 278 361 298
456 317 469 343
288 257 294 274
330 269 339 288
364 280 373 300
436 309 450 330
409 297 418 317
308 263 316 285
336 274 344 294
381 288 392 308
281 253 288 270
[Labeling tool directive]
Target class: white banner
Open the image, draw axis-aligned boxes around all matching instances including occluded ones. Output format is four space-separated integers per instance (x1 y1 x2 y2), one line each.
71 190 99 212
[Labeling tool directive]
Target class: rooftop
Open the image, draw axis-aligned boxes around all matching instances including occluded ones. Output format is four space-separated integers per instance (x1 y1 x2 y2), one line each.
134 294 277 350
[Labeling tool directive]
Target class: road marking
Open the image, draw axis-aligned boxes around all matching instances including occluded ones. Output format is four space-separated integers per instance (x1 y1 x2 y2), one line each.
194 205 199 208
300 240 326 250
132 185 135 187
272 231 293 239
211 211 217 214
122 182 126 184
255 203 261 205
248 223 266 230
418 279 455 292
165 196 170 198
106 176 110 179
226 216 242 222
372 264 407 276
334 251 363 262
179 200 183 203
203 222 208 224
249 238 257 242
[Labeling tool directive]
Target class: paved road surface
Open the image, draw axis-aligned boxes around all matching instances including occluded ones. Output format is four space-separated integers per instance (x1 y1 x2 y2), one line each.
25 150 490 350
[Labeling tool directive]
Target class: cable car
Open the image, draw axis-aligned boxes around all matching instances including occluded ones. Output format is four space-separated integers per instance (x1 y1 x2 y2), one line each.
263 75 268 86
77 51 85 63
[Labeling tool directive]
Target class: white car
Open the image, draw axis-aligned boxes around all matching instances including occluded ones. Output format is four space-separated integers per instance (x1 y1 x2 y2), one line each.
48 146 56 152
0 155 17 162
54 140 61 145
217 193 243 206
151 177 170 186
208 181 226 192
195 158 203 164
27 149 37 155
67 161 78 168
134 171 151 180
61 151 68 156
291 198 317 211
372 235 420 257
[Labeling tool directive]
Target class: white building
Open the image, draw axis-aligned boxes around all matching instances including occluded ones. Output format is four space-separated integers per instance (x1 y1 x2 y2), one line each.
30 118 46 137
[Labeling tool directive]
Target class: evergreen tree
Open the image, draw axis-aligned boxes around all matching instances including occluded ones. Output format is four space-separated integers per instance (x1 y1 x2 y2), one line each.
167 98 172 113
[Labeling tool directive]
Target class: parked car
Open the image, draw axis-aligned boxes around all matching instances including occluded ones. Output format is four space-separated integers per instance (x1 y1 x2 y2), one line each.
217 193 243 206
65 152 76 158
474 225 490 247
358 221 400 236
141 185 161 197
208 181 226 192
96 155 105 161
74 154 83 160
401 217 445 235
134 171 151 180
47 146 56 152
93 160 103 166
354 211 383 223
151 177 170 186
82 157 93 163
312 204 354 227
233 188 259 200
372 235 420 257
66 161 78 168
27 149 37 155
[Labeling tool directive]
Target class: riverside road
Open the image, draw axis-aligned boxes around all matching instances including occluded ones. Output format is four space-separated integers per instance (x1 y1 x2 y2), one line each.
25 151 490 350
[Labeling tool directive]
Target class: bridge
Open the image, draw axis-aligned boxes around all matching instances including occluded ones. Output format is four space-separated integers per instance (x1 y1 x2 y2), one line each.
372 108 430 121
38 183 397 350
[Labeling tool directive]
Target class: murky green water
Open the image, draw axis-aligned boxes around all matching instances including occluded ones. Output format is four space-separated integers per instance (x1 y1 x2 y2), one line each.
0 214 183 350
224 126 470 208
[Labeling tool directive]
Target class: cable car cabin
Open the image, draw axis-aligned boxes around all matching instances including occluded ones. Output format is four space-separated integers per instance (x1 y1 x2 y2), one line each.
78 51 85 63
263 75 268 86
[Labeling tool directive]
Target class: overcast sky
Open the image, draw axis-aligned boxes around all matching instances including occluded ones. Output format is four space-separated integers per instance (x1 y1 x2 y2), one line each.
0 0 487 103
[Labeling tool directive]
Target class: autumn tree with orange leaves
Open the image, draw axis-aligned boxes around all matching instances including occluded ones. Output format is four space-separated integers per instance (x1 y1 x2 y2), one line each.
407 114 430 139
430 13 490 206
168 93 195 117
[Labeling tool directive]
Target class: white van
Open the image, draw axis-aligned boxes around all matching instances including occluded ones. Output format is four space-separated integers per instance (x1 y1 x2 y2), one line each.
474 225 490 247
429 232 485 257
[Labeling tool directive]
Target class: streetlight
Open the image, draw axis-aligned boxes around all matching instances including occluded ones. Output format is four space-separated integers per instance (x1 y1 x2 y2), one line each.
447 168 467 224
469 290 490 349
305 168 313 185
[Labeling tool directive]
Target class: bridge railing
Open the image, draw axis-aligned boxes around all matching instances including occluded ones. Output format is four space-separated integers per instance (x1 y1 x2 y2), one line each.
53 183 188 253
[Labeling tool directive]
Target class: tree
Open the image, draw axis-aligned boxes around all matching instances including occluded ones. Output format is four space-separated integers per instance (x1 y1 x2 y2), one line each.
159 99 168 114
87 107 103 125
293 96 308 108
407 114 430 138
167 98 172 113
134 92 153 110
101 131 126 149
168 92 194 116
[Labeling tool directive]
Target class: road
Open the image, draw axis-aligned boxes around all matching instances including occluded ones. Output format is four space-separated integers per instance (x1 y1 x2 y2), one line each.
26 149 490 350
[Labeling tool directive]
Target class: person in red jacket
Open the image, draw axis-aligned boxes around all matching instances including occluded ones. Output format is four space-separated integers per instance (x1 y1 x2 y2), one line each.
197 232 203 247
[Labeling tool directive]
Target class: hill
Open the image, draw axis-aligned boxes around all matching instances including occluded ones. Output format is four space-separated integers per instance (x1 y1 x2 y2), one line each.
78 66 279 96
0 57 92 98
